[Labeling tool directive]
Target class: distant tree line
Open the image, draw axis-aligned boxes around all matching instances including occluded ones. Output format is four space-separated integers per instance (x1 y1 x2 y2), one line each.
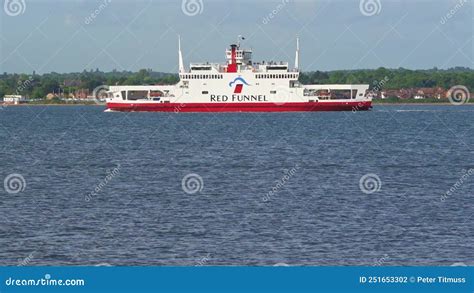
0 69 179 99
299 67 474 91
1 67 473 99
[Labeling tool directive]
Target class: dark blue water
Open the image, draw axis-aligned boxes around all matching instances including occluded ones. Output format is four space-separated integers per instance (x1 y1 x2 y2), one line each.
0 105 473 266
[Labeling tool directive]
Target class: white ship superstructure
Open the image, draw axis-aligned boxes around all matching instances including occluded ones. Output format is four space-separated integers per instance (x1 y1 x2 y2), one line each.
106 37 371 112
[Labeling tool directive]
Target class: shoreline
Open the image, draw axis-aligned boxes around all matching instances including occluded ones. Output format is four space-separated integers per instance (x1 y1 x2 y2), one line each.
373 102 473 106
2 103 101 106
2 102 473 107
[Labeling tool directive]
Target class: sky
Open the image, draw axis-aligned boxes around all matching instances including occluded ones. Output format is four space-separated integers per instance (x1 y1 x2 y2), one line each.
0 0 473 74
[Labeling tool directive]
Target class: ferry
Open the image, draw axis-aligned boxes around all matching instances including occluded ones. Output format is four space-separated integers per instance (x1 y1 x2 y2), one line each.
105 36 371 112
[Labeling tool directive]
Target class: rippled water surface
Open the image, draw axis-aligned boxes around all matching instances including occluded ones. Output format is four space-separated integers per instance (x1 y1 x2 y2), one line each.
0 105 473 266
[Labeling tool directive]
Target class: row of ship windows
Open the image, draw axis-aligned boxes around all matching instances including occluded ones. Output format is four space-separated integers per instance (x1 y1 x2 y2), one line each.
256 74 298 79
180 74 299 80
181 74 224 80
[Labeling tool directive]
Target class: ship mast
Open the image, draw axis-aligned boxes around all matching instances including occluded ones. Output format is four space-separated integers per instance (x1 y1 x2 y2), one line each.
294 36 300 71
178 35 185 73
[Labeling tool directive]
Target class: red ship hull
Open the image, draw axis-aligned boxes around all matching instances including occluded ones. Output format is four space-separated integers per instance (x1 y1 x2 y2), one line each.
106 101 372 112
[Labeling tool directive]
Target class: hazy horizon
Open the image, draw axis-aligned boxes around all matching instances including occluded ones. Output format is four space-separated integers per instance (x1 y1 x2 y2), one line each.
1 0 473 74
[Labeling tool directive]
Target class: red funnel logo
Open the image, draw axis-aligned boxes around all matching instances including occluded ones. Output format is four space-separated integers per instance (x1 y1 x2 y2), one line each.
229 76 250 94
234 84 243 94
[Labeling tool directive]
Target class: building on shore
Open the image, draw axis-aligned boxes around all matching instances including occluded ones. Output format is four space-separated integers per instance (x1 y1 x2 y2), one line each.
3 95 27 105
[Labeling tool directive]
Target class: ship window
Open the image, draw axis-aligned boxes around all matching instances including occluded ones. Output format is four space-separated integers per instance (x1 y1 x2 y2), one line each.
121 91 126 100
150 90 163 98
202 91 209 94
128 90 148 100
270 90 276 94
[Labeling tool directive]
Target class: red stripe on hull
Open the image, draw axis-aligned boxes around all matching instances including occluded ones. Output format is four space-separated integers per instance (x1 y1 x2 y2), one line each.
106 101 372 112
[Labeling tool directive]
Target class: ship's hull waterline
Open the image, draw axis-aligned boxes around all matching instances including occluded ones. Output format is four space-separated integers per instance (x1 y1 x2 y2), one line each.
106 101 372 112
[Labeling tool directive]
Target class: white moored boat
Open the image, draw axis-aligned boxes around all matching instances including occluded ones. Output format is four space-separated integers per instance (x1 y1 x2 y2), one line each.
106 36 371 112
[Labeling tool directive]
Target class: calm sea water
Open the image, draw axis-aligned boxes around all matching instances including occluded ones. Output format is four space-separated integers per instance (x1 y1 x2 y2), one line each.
0 105 473 266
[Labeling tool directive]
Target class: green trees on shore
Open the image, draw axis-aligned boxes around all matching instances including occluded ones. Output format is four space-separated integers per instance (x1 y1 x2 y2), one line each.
1 67 473 100
298 67 474 91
